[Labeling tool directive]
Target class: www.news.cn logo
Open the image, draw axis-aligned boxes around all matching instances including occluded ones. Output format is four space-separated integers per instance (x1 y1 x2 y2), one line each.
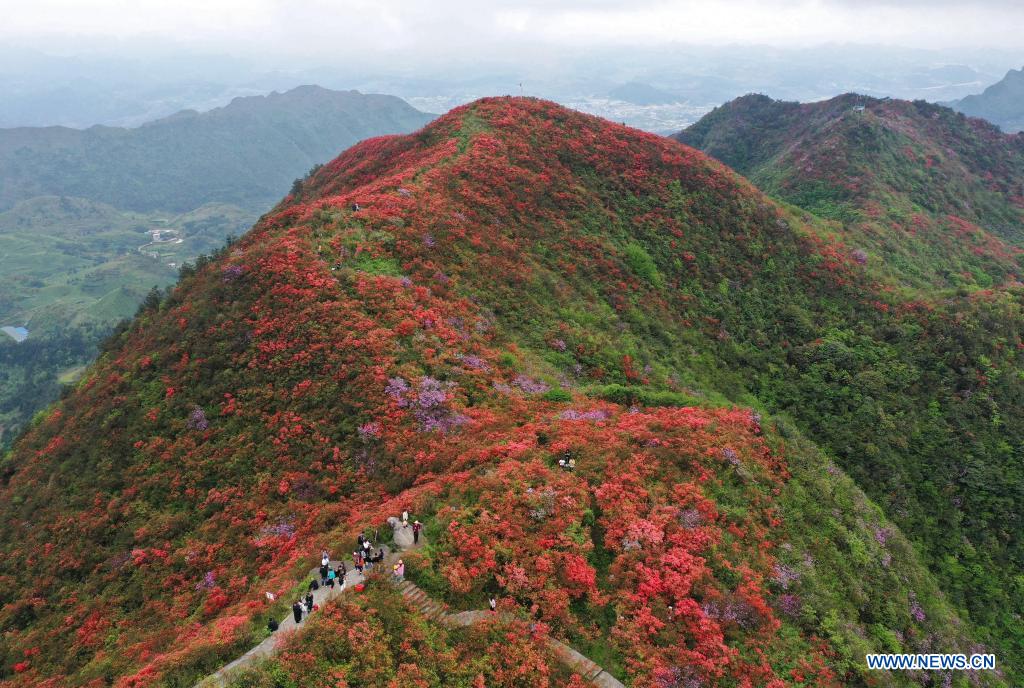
866 654 996 671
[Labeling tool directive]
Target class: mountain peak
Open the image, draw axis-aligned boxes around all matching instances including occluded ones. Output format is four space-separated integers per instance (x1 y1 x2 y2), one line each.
2 92 1020 687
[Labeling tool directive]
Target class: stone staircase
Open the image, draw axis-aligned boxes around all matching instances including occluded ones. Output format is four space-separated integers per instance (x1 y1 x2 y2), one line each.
395 578 625 688
396 579 448 622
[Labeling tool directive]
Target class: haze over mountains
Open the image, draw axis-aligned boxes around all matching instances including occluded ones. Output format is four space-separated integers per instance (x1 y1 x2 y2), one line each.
3 42 1021 134
0 85 432 447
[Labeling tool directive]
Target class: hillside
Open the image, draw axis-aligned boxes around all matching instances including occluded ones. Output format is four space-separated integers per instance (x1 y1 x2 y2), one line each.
0 85 434 213
0 86 433 451
0 97 1019 687
675 93 1024 290
951 67 1024 134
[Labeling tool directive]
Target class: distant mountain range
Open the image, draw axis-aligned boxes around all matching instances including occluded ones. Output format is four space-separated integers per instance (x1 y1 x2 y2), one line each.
950 66 1024 133
0 85 434 213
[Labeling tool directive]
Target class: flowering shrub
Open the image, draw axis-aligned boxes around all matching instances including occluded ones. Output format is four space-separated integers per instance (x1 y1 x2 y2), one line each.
186 405 209 431
0 96 1012 687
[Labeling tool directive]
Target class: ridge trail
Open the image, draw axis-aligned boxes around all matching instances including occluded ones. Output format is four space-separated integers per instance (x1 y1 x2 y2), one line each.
196 518 624 687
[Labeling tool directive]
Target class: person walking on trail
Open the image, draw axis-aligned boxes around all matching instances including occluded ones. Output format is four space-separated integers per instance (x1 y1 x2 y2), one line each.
305 592 314 613
321 550 330 567
362 538 372 557
489 596 497 613
392 559 405 582
354 551 364 574
412 520 422 544
357 533 365 549
326 568 336 587
402 511 409 528
292 601 303 623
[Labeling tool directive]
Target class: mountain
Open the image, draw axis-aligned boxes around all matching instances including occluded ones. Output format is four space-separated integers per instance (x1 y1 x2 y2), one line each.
0 85 434 213
0 97 1019 687
675 93 1024 289
0 86 433 452
950 67 1024 134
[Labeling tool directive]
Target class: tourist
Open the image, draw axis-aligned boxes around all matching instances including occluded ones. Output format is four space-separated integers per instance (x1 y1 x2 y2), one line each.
292 601 303 623
402 510 409 528
393 559 405 582
567 458 576 471
326 568 336 587
304 592 314 612
374 548 385 563
321 549 330 567
412 520 422 544
357 532 365 549
489 596 497 613
354 551 364 574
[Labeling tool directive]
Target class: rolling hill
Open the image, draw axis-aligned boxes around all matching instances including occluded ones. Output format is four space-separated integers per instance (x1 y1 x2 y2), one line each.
0 97 1018 687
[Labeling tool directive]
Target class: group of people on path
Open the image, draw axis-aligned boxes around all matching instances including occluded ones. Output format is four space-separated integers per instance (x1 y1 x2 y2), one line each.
290 590 319 624
402 510 424 545
354 532 385 573
271 514 423 631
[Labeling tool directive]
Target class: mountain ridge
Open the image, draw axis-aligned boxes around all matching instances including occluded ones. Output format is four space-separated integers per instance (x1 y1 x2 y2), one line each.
0 85 434 213
675 92 1024 289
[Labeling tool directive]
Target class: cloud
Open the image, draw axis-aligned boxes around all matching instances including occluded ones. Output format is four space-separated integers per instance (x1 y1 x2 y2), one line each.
2 0 1023 52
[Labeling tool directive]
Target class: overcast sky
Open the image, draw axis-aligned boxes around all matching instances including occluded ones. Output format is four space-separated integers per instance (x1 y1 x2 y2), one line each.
3 0 1024 57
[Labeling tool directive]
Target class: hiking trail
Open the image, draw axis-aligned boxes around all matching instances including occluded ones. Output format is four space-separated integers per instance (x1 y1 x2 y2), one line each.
195 518 624 688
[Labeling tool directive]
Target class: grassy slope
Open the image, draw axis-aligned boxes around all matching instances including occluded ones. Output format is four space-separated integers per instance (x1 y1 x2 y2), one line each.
0 98 1017 687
